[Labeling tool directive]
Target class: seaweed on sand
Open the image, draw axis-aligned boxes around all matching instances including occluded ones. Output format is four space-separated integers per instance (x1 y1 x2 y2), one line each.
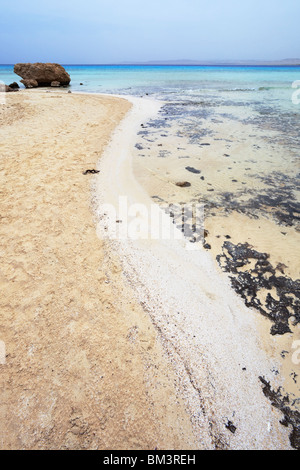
259 376 300 450
217 241 300 336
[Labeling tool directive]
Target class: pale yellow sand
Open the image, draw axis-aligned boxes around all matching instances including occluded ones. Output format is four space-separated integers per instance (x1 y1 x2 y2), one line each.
0 91 197 450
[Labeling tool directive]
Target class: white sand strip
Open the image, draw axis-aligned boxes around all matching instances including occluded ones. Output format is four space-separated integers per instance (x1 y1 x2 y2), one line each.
94 95 292 450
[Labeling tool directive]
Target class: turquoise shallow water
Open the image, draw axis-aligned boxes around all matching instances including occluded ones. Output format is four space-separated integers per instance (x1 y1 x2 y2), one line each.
1 64 300 113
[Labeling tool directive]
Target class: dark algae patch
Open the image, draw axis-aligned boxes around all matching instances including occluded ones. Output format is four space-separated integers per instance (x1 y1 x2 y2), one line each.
195 171 300 228
259 377 300 450
217 241 300 336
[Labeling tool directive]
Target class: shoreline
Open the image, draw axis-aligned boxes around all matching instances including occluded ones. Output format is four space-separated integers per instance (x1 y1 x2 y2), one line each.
94 93 295 449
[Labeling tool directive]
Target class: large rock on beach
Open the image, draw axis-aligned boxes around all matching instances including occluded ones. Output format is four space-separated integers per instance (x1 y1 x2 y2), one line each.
14 63 71 87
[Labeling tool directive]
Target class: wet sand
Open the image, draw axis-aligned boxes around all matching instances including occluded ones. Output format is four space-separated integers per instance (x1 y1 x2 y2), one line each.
0 91 197 450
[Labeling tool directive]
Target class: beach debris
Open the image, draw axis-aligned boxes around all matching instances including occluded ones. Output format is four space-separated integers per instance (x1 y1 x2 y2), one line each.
14 62 71 87
225 421 237 434
82 169 100 175
175 181 191 187
185 166 201 174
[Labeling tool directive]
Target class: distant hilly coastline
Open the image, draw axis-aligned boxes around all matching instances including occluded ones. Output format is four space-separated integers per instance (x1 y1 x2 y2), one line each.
122 59 300 66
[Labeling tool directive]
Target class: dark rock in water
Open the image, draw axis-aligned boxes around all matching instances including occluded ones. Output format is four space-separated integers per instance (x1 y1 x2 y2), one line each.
14 63 71 87
20 79 38 88
8 82 19 89
135 143 144 150
185 166 201 174
175 181 191 187
80 83 83 85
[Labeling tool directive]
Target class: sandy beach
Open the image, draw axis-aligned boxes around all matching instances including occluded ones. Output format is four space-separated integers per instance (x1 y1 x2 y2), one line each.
0 90 298 450
0 91 198 450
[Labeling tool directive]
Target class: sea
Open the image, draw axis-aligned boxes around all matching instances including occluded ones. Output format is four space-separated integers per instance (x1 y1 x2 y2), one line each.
1 63 300 335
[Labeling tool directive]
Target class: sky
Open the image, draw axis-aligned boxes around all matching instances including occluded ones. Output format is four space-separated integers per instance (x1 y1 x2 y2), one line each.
0 0 299 64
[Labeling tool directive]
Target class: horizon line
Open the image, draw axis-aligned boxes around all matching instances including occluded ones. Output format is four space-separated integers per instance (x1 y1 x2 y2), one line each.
1 62 300 67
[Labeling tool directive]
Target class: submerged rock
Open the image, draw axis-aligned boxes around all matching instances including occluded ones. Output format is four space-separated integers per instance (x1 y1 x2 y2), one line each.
175 181 191 187
185 166 201 174
14 63 71 87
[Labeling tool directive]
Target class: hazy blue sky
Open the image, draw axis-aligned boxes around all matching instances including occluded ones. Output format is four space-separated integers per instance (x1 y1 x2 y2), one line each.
1 0 299 63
